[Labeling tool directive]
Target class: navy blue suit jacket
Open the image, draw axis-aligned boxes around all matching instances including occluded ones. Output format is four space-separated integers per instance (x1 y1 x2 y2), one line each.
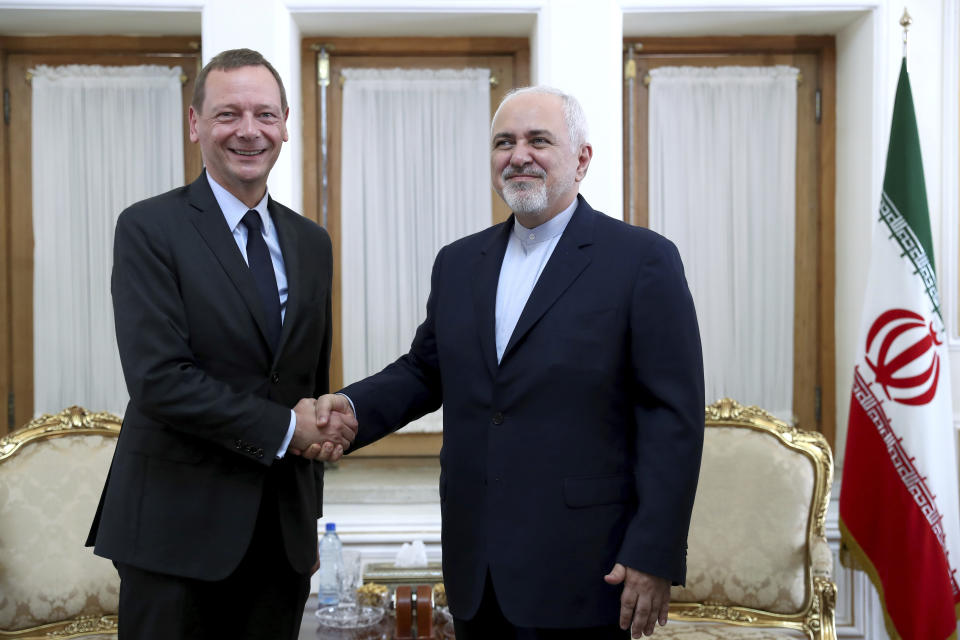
87 172 333 580
343 196 704 628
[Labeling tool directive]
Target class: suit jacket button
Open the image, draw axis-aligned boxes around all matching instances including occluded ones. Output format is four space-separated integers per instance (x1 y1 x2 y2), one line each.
234 439 243 449
492 412 504 425
271 372 280 384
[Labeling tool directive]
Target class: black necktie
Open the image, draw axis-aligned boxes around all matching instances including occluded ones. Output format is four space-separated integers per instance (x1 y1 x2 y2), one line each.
241 210 281 352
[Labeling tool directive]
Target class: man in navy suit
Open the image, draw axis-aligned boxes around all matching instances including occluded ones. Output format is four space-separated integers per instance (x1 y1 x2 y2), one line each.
87 49 356 639
316 86 704 638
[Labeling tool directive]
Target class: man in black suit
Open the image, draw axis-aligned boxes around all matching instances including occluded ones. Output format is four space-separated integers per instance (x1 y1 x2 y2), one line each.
86 49 356 639
315 87 705 638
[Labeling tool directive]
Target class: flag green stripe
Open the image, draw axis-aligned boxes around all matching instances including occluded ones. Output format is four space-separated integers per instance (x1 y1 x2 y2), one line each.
878 191 942 320
883 57 935 275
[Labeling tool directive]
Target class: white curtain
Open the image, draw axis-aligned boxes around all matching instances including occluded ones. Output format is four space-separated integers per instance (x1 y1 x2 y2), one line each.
340 67 491 430
648 65 797 419
31 64 184 417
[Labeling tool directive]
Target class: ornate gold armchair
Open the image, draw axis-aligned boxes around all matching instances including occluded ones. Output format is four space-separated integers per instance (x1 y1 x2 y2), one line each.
0 407 121 639
657 398 837 640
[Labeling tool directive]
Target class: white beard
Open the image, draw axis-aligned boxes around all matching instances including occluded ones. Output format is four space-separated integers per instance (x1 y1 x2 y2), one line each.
501 180 548 216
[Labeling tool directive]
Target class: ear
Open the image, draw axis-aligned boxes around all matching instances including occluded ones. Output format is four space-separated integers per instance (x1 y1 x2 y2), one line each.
574 143 593 182
281 106 290 142
188 105 200 144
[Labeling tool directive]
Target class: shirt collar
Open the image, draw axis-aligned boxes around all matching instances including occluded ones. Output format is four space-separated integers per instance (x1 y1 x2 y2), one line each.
206 172 271 235
512 197 579 249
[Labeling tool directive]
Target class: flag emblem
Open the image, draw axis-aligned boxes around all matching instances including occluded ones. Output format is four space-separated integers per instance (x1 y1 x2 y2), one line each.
865 308 941 406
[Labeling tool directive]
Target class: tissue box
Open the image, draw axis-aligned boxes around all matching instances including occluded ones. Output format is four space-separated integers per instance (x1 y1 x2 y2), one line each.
362 561 443 590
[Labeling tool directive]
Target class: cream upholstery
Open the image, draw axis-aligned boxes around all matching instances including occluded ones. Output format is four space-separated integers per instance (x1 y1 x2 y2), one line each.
0 407 121 639
654 624 806 638
665 399 836 640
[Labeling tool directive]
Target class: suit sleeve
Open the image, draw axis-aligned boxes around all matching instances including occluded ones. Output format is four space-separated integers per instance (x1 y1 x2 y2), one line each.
341 247 446 450
112 208 290 463
617 238 705 585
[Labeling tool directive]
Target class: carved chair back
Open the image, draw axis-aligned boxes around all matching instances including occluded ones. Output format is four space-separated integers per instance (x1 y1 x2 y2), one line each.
660 398 837 640
0 407 121 639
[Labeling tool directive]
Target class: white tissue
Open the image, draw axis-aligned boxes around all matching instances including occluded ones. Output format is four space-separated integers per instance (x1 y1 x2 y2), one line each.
394 540 429 567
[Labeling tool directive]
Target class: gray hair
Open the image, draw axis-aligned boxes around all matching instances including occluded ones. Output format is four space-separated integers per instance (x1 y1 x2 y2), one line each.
491 86 589 151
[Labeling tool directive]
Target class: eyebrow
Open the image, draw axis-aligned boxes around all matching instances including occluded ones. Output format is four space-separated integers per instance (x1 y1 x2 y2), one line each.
209 102 280 113
492 129 556 141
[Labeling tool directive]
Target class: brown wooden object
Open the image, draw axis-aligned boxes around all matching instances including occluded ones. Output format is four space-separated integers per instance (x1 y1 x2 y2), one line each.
416 584 433 639
395 585 414 639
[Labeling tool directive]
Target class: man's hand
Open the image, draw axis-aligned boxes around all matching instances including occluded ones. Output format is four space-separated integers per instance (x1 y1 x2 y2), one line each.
293 394 359 462
604 563 670 637
290 396 358 462
315 393 356 430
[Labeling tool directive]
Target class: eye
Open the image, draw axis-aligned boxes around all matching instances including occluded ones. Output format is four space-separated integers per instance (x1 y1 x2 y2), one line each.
531 137 551 146
493 139 513 149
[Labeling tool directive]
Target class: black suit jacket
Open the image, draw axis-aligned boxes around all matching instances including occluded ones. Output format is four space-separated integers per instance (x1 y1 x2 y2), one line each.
87 172 333 580
343 196 705 628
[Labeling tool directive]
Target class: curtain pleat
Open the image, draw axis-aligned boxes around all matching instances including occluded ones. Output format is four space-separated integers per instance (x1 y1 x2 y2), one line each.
31 64 184 417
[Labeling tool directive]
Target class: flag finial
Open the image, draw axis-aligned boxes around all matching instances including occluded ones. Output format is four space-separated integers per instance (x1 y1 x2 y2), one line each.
901 7 912 56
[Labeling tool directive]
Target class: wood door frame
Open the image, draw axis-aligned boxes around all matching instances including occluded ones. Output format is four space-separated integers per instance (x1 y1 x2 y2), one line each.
300 37 529 456
0 36 201 434
1 47 9 436
623 35 837 447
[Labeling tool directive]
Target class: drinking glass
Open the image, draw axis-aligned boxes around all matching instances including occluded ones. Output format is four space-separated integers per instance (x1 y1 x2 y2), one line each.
338 549 363 607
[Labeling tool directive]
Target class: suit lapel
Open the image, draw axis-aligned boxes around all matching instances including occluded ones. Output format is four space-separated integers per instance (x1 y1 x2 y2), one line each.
271 199 299 363
501 197 595 362
186 173 274 351
473 221 512 378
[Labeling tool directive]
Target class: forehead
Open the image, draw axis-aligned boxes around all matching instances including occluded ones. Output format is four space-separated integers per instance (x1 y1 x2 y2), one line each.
492 93 566 137
202 65 282 111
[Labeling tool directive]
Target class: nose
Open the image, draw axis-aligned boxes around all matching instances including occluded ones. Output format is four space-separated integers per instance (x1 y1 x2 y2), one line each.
237 112 260 138
509 142 532 167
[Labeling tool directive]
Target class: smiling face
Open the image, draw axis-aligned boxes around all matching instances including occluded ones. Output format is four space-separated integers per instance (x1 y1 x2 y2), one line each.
188 65 289 207
490 91 592 226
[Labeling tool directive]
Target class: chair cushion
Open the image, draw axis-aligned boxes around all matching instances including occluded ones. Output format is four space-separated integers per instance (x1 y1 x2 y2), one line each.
0 433 119 630
655 621 807 638
670 426 814 614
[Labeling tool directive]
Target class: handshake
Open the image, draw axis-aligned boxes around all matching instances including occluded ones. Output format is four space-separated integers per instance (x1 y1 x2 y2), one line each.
290 394 359 462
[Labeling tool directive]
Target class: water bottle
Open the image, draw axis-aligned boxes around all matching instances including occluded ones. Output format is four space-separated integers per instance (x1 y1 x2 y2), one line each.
318 522 342 607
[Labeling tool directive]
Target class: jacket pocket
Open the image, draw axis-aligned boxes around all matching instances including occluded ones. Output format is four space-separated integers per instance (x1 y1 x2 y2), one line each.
563 473 634 508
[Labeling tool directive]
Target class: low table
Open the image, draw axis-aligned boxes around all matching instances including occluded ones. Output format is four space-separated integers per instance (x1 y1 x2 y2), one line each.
298 595 455 640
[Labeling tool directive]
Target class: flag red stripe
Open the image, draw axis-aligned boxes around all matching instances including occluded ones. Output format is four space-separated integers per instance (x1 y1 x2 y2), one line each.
841 394 958 640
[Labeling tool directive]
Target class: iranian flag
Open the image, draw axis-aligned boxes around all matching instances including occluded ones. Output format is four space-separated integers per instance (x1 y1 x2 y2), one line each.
840 57 960 639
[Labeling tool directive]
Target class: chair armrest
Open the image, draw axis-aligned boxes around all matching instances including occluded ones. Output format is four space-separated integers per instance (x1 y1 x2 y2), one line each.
811 534 833 579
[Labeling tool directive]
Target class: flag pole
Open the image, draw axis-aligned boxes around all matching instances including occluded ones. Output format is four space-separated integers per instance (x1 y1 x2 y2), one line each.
901 7 912 58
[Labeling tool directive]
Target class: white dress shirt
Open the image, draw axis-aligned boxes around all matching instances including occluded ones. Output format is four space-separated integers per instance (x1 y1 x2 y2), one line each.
495 198 578 362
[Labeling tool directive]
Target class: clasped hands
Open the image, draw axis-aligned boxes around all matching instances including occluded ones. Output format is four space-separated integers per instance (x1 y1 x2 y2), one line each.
290 394 358 462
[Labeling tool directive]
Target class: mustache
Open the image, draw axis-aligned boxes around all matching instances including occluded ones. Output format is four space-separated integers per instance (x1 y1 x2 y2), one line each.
501 166 546 181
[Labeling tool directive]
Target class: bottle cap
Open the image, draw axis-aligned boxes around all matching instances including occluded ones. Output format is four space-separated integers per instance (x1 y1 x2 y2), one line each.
325 522 336 532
